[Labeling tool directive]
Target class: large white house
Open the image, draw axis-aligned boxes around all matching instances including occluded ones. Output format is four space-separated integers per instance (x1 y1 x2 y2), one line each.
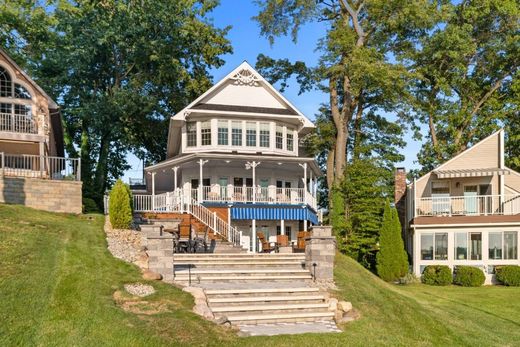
397 130 520 283
134 62 321 252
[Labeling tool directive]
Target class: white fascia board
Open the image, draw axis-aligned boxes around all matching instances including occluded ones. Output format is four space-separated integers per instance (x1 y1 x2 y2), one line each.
411 221 520 228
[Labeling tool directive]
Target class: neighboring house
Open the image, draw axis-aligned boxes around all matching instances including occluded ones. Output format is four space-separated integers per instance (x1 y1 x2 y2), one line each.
133 62 321 252
0 48 81 213
396 129 520 283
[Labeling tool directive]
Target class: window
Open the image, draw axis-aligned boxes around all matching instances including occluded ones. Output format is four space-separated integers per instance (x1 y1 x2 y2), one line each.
259 122 270 147
421 233 447 260
435 233 448 260
186 122 197 147
469 232 482 260
14 83 31 99
276 125 283 149
431 181 450 195
246 122 256 147
455 232 468 260
0 66 12 97
421 234 434 260
286 129 294 151
201 121 211 146
232 121 242 146
218 120 228 145
489 231 518 260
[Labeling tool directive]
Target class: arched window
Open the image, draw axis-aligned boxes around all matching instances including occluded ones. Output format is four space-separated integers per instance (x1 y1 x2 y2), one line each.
0 65 35 133
0 66 12 97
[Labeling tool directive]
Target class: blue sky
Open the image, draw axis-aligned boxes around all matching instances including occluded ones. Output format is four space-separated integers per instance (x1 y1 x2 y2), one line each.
122 0 422 181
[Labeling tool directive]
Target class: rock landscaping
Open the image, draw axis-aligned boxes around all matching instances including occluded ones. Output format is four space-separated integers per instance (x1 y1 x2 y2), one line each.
124 283 156 297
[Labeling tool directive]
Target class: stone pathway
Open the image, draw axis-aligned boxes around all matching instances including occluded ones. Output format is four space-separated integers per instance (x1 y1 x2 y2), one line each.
238 321 341 336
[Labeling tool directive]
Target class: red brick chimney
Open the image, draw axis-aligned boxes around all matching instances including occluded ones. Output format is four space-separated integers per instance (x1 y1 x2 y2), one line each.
394 167 407 229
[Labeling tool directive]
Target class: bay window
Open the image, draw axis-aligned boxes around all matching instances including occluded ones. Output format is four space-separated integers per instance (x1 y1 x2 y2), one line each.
287 129 294 151
259 122 270 147
232 121 242 146
276 125 283 149
246 122 256 147
218 120 228 145
186 122 197 147
200 121 211 146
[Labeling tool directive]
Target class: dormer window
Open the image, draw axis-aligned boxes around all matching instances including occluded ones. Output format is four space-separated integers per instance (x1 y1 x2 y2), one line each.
187 122 197 147
218 120 228 145
246 122 256 147
201 121 211 146
232 121 242 146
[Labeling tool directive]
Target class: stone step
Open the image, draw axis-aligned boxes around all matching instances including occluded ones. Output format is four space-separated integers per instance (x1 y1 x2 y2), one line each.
173 274 312 283
208 295 326 305
174 269 310 275
173 254 305 260
173 260 304 266
204 287 320 295
173 262 304 269
211 302 329 313
223 311 335 325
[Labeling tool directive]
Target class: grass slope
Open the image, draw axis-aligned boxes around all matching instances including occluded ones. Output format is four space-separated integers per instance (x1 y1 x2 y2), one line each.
1 204 519 346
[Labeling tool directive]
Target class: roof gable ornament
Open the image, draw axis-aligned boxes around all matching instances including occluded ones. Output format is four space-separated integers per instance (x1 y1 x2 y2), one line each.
230 69 261 87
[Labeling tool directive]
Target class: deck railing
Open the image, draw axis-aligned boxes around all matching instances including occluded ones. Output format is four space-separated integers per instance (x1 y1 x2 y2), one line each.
192 186 316 209
415 194 520 217
0 113 38 134
0 153 81 181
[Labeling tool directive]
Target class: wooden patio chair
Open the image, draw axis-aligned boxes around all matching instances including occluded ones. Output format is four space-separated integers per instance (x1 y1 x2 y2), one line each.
293 231 311 253
257 232 276 253
276 234 289 247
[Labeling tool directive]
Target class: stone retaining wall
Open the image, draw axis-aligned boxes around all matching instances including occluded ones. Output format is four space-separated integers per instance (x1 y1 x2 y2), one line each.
0 176 82 214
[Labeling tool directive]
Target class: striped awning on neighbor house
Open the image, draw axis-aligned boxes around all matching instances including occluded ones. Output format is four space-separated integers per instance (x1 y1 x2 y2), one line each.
231 206 319 225
434 168 510 179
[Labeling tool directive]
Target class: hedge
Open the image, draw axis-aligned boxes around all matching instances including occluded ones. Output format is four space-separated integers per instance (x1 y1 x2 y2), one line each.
421 265 452 286
453 266 485 287
495 265 520 286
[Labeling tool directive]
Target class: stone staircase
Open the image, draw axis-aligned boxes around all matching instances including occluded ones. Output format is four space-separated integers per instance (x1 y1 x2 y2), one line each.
173 253 335 325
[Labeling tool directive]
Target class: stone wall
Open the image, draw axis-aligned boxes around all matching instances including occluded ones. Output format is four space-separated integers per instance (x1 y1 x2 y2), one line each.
0 176 82 214
305 226 336 283
141 224 174 281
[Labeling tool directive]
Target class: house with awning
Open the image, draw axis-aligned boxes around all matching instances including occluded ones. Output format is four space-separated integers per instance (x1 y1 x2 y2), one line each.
132 61 321 252
396 129 520 283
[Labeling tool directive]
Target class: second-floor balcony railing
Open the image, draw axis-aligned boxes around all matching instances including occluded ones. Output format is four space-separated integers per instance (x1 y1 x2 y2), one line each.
0 113 38 134
415 194 520 217
190 186 317 209
1 153 81 181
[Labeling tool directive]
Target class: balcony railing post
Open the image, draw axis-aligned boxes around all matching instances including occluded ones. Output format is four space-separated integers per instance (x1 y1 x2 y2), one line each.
77 158 81 181
1 152 4 178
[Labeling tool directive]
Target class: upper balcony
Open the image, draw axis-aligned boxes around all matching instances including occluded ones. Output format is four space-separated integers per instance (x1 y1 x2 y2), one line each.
415 194 520 218
0 112 38 134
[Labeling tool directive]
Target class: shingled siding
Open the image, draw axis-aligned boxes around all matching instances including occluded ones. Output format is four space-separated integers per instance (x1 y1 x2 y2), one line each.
0 177 82 214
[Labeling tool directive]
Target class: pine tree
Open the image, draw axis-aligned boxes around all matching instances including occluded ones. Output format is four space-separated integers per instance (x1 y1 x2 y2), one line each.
376 200 409 281
109 179 133 229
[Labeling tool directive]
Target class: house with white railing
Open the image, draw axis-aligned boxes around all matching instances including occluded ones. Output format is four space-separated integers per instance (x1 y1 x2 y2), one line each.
131 62 321 252
396 129 520 283
0 48 81 213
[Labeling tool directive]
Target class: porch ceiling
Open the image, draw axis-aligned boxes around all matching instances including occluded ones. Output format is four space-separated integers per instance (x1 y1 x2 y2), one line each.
433 167 510 179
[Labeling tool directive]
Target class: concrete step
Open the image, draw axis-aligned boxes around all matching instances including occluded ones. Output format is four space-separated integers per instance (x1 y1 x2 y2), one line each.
173 254 305 260
173 260 304 266
211 302 329 313
208 295 326 305
223 311 335 325
174 269 310 275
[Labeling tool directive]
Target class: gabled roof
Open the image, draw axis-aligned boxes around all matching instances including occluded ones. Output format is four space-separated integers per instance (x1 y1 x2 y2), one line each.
414 129 506 184
0 48 59 109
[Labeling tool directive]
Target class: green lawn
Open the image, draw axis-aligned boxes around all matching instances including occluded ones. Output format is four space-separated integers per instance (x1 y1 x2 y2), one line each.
1 204 519 346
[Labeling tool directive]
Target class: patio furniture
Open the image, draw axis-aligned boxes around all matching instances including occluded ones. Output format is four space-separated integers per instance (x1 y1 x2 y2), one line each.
293 231 310 253
257 232 277 253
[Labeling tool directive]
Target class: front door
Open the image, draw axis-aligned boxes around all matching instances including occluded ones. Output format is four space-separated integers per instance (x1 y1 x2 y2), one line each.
219 177 228 200
464 185 478 215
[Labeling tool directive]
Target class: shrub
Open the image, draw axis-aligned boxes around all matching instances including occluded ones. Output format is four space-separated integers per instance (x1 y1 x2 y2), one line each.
422 265 452 286
398 272 420 285
495 265 520 286
376 200 409 281
82 198 100 213
453 266 485 287
109 179 133 229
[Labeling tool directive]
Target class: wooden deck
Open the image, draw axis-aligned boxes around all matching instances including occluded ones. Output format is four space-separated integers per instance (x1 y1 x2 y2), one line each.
412 214 520 226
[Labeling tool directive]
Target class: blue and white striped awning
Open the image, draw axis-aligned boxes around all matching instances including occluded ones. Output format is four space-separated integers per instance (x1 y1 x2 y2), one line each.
231 206 318 225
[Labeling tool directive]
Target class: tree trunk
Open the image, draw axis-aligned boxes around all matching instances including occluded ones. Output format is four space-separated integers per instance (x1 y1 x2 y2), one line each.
93 132 111 201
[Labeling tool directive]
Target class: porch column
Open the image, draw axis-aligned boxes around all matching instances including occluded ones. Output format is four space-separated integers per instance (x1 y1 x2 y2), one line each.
151 171 156 210
39 141 45 178
246 161 261 203
280 219 285 235
198 159 208 202
303 219 308 232
252 219 257 253
172 166 179 191
309 170 313 194
299 163 308 203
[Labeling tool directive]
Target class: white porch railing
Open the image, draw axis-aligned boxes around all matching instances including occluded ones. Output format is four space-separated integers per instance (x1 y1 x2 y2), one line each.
193 186 317 210
0 153 81 181
132 191 242 246
415 194 520 217
0 113 38 134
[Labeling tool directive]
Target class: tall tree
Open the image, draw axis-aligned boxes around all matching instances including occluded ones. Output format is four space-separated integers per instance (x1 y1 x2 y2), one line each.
255 0 441 195
1 0 232 205
403 0 519 173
